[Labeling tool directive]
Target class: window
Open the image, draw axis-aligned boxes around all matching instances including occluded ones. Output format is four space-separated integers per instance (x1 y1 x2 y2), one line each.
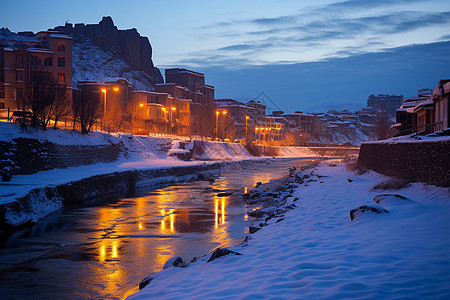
58 44 65 52
0 87 5 99
148 108 152 116
31 56 41 66
16 71 24 82
16 56 24 65
57 57 65 67
58 73 65 83
0 102 5 109
147 95 151 104
44 57 53 66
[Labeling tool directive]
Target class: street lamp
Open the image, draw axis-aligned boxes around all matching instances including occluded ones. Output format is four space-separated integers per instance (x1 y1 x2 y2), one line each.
100 87 119 125
170 106 176 136
245 116 249 144
215 109 227 140
101 88 107 115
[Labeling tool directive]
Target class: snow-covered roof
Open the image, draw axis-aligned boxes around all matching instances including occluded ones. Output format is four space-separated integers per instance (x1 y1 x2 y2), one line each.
28 48 53 53
49 33 72 40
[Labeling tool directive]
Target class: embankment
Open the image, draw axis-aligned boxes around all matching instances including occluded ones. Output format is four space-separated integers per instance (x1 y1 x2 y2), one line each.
0 162 225 228
357 139 449 187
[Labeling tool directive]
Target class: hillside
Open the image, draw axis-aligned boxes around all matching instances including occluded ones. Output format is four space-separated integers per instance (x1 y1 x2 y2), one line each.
0 17 163 91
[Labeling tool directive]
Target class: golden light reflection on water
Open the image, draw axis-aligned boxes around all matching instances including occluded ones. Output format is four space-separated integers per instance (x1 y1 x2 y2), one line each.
160 209 175 233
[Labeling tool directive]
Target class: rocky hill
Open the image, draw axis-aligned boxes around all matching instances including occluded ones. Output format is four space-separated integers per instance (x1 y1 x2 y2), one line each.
53 16 163 90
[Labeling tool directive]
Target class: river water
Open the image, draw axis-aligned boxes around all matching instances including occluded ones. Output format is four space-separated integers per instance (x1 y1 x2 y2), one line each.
0 158 318 299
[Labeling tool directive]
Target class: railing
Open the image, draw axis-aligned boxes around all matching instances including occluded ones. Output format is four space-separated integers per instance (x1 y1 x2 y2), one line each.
396 121 443 137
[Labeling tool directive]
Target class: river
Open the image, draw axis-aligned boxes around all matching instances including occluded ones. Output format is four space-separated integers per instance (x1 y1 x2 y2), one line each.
0 158 319 299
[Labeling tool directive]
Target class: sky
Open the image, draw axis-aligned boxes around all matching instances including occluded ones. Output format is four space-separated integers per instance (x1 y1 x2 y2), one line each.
1 0 450 112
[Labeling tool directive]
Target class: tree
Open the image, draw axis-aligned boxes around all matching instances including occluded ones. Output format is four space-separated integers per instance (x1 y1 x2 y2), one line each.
16 70 70 130
374 113 390 140
73 89 102 135
52 86 71 129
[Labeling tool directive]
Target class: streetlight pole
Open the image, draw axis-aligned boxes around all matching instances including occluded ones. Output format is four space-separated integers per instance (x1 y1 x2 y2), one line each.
215 111 219 140
245 115 249 144
170 106 176 137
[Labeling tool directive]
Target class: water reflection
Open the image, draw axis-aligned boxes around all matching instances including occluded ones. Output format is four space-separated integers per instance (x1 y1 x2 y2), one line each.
0 158 318 300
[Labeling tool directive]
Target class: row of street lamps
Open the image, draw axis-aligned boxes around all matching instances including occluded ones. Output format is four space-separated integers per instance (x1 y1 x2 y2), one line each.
99 92 275 143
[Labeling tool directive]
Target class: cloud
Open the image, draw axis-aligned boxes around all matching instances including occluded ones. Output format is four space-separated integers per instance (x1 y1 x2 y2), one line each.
179 1 450 68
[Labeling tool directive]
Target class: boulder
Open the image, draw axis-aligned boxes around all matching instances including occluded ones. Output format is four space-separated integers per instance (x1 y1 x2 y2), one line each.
373 194 414 206
207 247 242 263
350 205 388 221
216 192 233 197
139 275 153 290
163 256 188 270
249 226 262 234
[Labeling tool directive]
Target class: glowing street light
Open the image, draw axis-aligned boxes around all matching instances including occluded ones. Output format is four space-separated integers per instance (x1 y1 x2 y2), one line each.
215 109 228 140
245 116 249 144
100 87 119 120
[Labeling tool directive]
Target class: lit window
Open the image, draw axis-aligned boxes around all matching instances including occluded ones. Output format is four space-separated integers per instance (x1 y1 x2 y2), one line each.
58 73 65 83
58 44 65 52
44 57 53 66
57 57 65 67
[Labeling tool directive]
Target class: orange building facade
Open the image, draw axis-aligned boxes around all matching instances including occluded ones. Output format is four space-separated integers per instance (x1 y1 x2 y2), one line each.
0 31 73 110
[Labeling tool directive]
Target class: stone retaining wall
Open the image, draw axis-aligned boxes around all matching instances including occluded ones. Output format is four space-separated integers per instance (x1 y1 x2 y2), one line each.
0 138 121 176
0 162 224 228
357 140 449 187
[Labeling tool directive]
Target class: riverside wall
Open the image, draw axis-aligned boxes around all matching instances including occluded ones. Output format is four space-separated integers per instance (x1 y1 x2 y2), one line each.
0 162 225 228
0 138 120 177
357 139 449 187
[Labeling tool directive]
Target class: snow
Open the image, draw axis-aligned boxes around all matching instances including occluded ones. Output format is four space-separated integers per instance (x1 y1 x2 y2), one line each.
72 39 155 91
0 122 117 145
364 133 450 144
128 161 450 299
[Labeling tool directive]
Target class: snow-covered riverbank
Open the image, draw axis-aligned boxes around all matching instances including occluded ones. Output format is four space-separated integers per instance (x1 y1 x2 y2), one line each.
128 160 450 299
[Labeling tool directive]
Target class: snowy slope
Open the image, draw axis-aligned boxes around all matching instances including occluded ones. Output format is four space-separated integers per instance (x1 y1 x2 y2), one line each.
72 40 155 90
128 161 450 299
0 121 118 145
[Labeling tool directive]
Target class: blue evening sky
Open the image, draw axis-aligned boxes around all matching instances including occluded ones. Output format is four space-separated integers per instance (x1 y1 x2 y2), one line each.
2 0 450 111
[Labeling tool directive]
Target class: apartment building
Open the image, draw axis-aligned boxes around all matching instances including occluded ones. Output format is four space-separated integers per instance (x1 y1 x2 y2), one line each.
164 68 215 137
0 31 72 110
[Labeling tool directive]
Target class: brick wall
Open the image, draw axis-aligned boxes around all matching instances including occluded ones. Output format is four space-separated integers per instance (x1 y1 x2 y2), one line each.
357 140 450 187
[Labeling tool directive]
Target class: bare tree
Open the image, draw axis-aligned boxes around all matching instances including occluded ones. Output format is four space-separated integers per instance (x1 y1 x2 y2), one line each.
374 113 390 140
73 89 102 135
52 86 71 129
16 70 69 130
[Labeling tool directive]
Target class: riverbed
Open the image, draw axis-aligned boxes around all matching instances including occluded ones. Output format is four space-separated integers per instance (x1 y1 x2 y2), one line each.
0 158 319 299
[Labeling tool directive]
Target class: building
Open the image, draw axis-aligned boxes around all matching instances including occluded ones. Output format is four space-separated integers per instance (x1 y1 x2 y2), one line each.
164 68 215 137
77 79 191 136
367 94 403 118
0 31 73 110
432 80 450 131
396 89 433 134
215 98 254 141
283 111 321 138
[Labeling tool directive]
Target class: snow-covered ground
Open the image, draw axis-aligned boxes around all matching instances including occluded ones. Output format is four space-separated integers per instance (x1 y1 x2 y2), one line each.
0 121 117 145
128 161 450 299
